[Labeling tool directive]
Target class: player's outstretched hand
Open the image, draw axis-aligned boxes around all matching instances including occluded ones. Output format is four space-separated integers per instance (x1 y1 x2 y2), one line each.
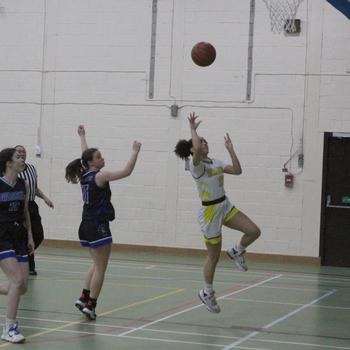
188 112 201 130
77 125 86 136
132 141 142 153
224 133 234 152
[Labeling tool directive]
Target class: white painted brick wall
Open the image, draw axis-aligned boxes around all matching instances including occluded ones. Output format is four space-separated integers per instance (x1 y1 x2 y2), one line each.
0 0 349 257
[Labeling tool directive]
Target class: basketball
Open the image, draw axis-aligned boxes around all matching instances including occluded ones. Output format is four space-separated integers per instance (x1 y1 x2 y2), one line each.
191 42 216 67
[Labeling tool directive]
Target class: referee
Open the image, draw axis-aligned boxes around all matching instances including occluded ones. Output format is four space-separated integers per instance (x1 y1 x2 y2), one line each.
15 145 54 275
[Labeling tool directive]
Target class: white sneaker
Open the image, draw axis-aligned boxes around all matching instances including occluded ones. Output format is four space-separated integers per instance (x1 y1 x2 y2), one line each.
226 246 248 271
82 304 96 320
198 289 221 313
75 299 87 312
1 322 25 343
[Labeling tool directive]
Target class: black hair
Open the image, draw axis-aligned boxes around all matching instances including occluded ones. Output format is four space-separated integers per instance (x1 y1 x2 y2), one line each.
174 139 193 160
0 148 17 175
65 148 98 184
14 145 25 150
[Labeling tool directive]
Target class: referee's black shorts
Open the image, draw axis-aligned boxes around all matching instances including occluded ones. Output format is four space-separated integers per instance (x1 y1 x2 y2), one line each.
28 201 44 248
78 220 112 249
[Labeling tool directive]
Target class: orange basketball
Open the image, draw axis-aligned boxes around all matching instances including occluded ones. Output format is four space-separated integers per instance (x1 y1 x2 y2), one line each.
191 42 216 67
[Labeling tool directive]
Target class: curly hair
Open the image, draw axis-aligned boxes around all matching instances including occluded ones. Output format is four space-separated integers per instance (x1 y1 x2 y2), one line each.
174 139 193 160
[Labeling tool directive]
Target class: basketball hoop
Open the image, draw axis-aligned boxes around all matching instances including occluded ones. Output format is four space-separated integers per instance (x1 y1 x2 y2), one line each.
262 0 304 33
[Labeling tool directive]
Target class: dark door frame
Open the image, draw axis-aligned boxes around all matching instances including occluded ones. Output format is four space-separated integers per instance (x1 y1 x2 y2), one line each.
319 132 331 265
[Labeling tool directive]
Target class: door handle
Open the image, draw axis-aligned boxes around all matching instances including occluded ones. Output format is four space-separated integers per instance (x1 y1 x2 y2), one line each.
326 195 350 209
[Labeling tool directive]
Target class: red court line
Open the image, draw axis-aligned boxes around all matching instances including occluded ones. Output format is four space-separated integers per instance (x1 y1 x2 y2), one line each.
25 273 275 345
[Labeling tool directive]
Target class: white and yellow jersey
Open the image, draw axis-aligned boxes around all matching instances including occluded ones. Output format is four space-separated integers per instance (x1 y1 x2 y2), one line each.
189 158 226 202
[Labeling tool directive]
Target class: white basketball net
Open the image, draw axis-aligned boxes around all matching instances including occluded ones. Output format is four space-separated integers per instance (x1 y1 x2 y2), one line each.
262 0 304 33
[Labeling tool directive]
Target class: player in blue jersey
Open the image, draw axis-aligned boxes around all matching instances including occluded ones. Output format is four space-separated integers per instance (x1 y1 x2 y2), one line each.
65 126 141 320
0 148 34 343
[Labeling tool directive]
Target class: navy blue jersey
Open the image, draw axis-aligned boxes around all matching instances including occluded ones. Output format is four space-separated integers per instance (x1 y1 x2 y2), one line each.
0 177 26 223
80 170 115 222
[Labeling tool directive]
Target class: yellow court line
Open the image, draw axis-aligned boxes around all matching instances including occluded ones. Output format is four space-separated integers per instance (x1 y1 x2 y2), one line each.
98 288 183 317
0 288 184 348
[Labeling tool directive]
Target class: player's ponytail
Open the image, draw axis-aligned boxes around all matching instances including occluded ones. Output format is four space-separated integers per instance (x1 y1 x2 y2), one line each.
174 139 193 160
65 147 98 184
65 158 83 184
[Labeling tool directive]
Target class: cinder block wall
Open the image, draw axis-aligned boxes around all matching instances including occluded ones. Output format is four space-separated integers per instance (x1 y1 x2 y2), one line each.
0 0 349 257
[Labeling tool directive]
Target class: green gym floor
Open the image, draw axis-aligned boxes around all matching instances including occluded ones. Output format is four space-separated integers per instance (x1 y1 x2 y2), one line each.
0 246 349 349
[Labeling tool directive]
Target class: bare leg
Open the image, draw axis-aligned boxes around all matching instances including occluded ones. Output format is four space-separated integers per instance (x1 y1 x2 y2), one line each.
88 244 111 299
224 211 261 248
0 282 9 295
0 258 28 319
203 239 222 285
198 238 222 313
83 264 95 290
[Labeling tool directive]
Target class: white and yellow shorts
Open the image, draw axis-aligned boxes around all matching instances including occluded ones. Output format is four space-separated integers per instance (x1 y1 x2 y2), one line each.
198 197 239 245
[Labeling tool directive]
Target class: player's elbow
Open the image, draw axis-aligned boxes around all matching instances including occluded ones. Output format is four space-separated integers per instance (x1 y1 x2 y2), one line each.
123 167 133 177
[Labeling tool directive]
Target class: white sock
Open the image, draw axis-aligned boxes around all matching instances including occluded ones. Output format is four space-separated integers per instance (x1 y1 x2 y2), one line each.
235 243 246 253
5 318 15 329
204 283 213 294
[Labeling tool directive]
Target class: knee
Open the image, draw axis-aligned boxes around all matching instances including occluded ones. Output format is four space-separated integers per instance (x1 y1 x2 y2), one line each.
245 225 261 240
12 279 27 295
94 261 108 274
207 251 220 265
253 226 261 239
20 283 28 295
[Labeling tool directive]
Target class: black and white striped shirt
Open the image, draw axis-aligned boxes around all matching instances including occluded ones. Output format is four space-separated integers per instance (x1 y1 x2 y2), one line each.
18 164 37 201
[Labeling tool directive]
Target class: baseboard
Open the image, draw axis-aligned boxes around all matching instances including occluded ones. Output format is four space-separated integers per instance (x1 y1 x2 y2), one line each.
41 239 320 265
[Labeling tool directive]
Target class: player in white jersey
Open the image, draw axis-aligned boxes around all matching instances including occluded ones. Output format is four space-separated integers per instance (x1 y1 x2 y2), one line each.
175 112 261 313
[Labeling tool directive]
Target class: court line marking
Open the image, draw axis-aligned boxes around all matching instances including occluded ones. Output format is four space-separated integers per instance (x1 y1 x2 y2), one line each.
0 288 183 348
117 334 243 349
29 268 272 286
36 256 272 277
24 277 178 291
20 269 334 292
10 318 350 350
224 297 350 310
36 254 350 283
118 274 282 337
221 289 337 350
10 317 350 350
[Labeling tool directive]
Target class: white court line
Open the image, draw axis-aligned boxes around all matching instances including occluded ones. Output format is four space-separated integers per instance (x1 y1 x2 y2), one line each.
256 285 332 292
32 268 267 286
277 275 350 284
36 256 271 277
124 330 350 350
224 297 350 310
37 257 158 270
121 335 259 350
17 326 227 349
26 267 333 292
221 289 336 350
36 254 350 283
10 315 350 350
118 274 282 337
144 265 157 269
